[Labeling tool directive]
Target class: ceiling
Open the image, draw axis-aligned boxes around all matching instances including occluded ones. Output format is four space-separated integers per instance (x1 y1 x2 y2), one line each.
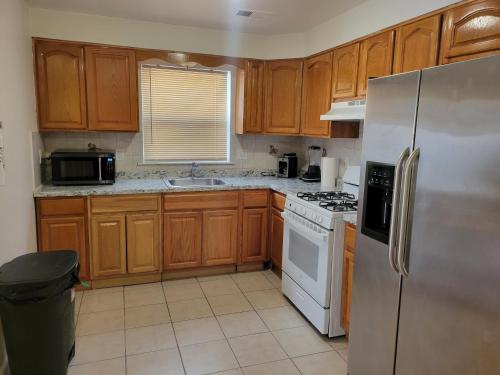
26 0 367 35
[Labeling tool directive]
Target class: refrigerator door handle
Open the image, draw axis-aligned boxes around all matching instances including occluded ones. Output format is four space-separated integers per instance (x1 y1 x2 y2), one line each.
388 147 410 273
397 147 420 277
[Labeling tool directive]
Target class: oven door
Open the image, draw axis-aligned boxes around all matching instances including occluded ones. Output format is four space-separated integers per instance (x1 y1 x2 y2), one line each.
282 210 333 307
52 156 100 185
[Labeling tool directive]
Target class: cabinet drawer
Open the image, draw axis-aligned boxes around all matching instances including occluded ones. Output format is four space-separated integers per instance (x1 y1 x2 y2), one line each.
344 223 357 253
271 191 286 211
90 195 160 214
241 190 268 208
163 191 239 211
38 197 86 217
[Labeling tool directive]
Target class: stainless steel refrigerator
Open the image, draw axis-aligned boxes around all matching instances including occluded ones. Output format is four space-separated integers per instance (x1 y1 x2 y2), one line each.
349 55 500 375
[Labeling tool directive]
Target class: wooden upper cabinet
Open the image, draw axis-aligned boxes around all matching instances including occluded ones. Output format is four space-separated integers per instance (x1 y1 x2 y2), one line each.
301 52 333 137
243 60 265 133
440 0 500 64
85 46 139 132
264 59 303 134
39 216 90 280
90 215 127 278
331 43 360 100
35 42 87 130
126 213 161 274
241 207 268 263
202 210 238 266
358 30 395 96
394 15 442 73
163 211 202 270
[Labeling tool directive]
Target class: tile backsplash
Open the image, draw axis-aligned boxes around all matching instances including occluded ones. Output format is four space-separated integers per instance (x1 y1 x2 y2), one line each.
41 131 304 179
301 122 363 174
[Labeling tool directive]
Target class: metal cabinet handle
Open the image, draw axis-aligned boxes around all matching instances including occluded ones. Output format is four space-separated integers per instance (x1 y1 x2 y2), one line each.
397 147 420 277
388 147 410 273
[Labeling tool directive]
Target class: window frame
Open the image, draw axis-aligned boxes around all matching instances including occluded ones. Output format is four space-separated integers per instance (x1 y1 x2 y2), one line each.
139 63 233 165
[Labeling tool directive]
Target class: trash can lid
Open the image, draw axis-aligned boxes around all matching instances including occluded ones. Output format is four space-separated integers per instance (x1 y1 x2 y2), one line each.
0 251 78 299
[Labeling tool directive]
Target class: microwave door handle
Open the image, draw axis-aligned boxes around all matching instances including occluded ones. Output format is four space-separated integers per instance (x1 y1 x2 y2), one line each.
397 147 420 277
98 157 102 182
388 147 410 273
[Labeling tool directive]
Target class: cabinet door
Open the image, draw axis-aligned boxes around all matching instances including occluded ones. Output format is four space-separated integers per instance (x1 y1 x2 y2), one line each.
35 42 87 130
394 15 441 73
264 60 303 134
241 208 268 263
243 60 265 133
127 213 160 274
440 0 500 64
331 43 360 100
301 52 333 137
163 211 202 270
341 249 355 335
39 216 90 280
358 31 395 96
90 215 127 278
202 210 238 266
85 47 138 132
270 208 284 270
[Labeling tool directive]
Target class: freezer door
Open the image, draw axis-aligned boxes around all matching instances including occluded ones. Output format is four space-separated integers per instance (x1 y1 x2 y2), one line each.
395 55 500 374
348 71 420 375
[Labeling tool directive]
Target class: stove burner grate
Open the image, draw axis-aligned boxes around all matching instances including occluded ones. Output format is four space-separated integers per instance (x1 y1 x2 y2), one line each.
297 191 356 202
318 200 358 212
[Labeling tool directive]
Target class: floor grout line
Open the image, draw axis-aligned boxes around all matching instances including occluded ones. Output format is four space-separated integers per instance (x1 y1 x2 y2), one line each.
160 279 188 375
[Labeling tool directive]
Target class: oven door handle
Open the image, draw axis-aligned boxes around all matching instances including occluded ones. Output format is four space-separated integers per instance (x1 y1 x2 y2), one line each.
282 211 329 243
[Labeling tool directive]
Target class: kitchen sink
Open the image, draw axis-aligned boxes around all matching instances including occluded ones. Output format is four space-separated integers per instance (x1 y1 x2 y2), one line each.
165 177 226 187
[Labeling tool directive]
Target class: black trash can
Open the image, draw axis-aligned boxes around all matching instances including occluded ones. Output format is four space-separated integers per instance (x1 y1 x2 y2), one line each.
0 250 79 375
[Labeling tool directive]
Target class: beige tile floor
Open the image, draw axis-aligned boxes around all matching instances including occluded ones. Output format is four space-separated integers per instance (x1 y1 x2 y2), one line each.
70 270 349 375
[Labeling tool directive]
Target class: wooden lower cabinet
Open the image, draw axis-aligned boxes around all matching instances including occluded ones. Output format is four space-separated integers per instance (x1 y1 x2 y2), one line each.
90 215 127 278
341 248 355 335
341 223 357 335
241 207 268 263
203 210 238 266
39 216 90 280
163 211 202 270
270 207 284 270
127 213 161 274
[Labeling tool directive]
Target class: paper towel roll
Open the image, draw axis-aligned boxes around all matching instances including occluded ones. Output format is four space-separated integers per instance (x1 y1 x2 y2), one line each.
321 157 339 188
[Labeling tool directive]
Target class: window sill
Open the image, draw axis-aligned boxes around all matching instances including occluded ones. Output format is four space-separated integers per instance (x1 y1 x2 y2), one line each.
138 161 235 166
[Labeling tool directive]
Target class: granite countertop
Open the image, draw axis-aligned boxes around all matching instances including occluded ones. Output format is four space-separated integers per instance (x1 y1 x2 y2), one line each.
34 177 358 225
33 177 325 198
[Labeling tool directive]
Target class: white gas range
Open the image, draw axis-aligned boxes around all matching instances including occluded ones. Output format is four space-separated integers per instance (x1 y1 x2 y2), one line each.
281 167 359 337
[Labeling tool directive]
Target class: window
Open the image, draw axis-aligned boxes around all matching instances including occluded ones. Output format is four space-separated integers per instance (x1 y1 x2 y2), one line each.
140 64 231 163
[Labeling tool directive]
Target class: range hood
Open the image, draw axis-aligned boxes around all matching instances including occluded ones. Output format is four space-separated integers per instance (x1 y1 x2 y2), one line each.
320 99 366 121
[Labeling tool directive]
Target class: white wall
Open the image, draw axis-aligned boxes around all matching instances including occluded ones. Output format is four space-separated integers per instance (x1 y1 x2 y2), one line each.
0 0 38 265
29 1 459 60
305 0 457 55
29 8 307 59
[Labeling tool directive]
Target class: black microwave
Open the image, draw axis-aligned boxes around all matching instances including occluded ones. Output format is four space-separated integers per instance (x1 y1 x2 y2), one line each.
51 149 115 186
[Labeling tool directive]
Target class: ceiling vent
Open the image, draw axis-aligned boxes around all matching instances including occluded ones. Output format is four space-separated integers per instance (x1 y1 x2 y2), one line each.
236 10 254 17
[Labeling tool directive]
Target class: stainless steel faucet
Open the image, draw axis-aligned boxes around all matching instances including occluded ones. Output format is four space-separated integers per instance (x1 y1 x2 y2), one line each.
191 162 199 177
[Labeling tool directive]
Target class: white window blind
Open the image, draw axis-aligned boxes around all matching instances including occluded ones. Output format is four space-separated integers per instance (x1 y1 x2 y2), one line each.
141 64 230 163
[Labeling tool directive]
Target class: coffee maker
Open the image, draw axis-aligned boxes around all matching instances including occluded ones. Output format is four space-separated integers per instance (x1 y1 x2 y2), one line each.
301 146 322 182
